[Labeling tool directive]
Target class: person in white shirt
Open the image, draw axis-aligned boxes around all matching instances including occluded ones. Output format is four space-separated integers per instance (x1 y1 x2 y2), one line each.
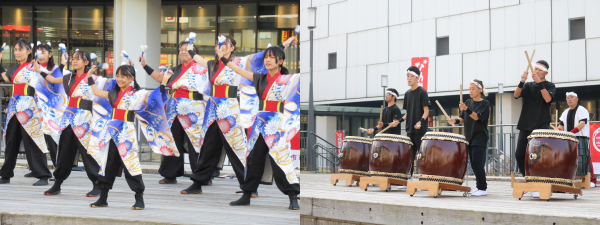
557 92 596 187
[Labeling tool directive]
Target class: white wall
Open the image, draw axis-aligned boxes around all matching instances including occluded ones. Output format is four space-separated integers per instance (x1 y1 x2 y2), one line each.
299 0 599 104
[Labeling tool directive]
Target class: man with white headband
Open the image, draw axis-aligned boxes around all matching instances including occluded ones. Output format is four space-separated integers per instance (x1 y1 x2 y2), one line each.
513 59 556 198
367 88 402 135
558 92 596 187
403 66 430 178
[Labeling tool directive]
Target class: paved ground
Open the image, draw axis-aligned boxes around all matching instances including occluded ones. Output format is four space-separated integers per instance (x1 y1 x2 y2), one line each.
301 174 600 225
0 167 299 225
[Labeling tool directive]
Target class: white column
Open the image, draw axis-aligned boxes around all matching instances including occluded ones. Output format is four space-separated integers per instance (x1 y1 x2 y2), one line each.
113 0 161 88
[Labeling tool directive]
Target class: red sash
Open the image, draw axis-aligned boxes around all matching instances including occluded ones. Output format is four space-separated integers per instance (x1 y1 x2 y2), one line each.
111 87 134 121
169 62 195 89
114 86 133 107
261 71 281 100
210 61 226 85
69 73 88 97
261 100 283 113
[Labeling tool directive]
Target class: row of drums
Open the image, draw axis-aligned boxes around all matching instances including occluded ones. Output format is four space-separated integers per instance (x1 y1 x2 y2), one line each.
340 129 580 186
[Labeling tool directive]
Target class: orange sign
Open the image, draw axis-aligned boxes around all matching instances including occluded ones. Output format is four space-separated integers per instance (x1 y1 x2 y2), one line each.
282 31 289 42
160 54 168 66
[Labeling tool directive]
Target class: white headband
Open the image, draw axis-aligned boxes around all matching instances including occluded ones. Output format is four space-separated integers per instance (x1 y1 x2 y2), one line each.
469 80 482 89
535 64 548 72
406 70 419 78
566 92 578 98
386 90 398 98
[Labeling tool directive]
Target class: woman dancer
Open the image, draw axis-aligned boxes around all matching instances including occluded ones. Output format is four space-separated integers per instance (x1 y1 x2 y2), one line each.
0 38 52 186
86 63 179 209
223 45 300 209
39 50 103 196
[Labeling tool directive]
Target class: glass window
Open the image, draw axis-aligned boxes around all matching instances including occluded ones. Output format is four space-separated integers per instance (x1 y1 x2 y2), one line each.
180 5 217 60
105 7 114 77
258 3 299 73
1 7 33 68
161 6 178 68
219 4 257 58
70 6 105 76
35 7 68 68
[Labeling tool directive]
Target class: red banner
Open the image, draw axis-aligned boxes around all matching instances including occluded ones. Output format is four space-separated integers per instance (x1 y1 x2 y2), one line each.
590 122 600 174
411 57 429 91
291 131 300 170
336 131 344 153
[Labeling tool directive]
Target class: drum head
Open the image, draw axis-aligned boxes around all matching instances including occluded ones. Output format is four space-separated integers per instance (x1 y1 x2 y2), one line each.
372 133 413 145
528 129 579 143
422 132 469 145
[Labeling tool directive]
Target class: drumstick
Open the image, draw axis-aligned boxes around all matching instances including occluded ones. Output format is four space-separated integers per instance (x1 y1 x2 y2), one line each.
555 109 558 129
359 127 369 132
435 100 455 127
379 124 394 133
525 49 536 75
379 105 383 122
460 84 463 103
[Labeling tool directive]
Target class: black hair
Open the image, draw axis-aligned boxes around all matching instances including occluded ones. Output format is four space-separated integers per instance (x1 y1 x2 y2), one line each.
14 38 33 63
35 43 55 70
262 46 289 75
387 88 399 99
407 66 421 76
113 65 141 92
536 60 549 70
213 36 237 71
180 40 200 55
72 50 91 73
471 79 487 98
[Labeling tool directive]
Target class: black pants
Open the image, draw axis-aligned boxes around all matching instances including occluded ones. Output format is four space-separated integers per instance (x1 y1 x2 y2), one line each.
45 134 57 167
515 130 533 176
408 132 425 176
0 117 52 179
241 134 300 195
53 125 99 182
98 140 144 192
190 122 245 185
158 118 199 179
468 145 488 190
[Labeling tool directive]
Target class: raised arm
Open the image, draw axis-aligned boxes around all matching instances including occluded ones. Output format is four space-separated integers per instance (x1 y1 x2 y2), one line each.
514 71 528 99
33 59 62 84
139 55 164 83
86 66 108 99
188 44 209 68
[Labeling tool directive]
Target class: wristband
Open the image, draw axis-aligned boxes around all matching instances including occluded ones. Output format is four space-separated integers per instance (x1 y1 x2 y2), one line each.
419 118 425 123
220 56 230 65
0 63 5 74
466 108 473 115
40 72 48 79
160 83 166 94
277 43 285 49
455 119 460 124
188 50 197 59
399 118 405 123
87 77 95 86
518 81 524 89
143 65 154 76
570 127 580 134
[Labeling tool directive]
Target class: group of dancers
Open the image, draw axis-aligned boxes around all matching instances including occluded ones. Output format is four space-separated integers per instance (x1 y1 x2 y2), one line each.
367 59 595 197
0 34 300 210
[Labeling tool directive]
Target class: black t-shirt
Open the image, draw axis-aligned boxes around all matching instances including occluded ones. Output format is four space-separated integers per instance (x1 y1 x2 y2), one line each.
566 105 578 132
460 99 490 147
516 81 556 130
403 86 431 134
374 104 402 135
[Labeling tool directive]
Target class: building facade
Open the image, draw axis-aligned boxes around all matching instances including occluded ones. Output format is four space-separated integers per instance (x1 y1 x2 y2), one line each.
299 0 600 146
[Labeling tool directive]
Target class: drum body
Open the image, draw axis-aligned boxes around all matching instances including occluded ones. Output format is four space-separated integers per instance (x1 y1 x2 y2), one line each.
369 134 413 180
339 136 372 176
417 132 469 185
525 130 578 184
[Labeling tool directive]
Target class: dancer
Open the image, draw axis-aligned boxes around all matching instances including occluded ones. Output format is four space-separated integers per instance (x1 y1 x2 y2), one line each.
513 60 555 198
39 49 102 196
140 41 204 185
181 36 296 195
0 38 52 185
447 79 490 196
558 92 596 187
223 45 300 209
32 42 67 168
403 66 430 177
86 63 179 209
367 88 402 135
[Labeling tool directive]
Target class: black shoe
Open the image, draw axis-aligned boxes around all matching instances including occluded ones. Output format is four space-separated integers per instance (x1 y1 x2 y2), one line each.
90 189 109 208
24 172 35 177
230 191 252 206
86 183 100 197
251 191 258 198
33 178 49 186
132 193 145 210
202 179 212 186
44 179 63 195
181 181 202 194
288 194 300 210
0 177 9 184
158 178 177 184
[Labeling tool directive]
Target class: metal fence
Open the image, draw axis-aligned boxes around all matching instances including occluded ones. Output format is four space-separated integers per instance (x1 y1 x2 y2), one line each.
305 124 521 177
